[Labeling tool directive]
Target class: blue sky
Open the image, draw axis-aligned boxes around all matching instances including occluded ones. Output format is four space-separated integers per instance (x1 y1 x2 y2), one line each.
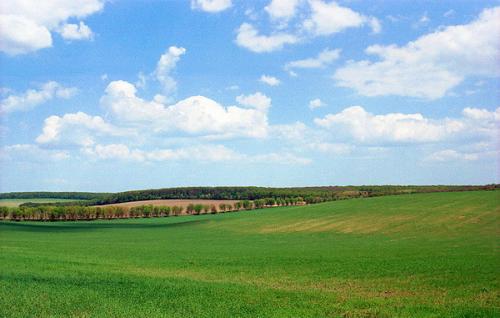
0 0 499 192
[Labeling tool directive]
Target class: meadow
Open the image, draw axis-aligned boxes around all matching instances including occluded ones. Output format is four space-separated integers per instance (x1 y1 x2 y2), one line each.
0 190 498 317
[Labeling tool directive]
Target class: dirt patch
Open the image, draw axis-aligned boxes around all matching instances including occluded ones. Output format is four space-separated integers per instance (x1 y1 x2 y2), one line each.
95 199 239 213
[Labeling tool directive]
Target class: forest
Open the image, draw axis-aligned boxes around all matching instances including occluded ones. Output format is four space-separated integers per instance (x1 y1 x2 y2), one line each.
2 184 497 208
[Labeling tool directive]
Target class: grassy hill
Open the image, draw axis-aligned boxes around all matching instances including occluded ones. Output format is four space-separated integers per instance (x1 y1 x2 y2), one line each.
0 191 498 317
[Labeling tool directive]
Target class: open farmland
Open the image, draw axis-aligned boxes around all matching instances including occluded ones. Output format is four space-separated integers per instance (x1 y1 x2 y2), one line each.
96 199 239 212
0 190 498 317
0 198 84 207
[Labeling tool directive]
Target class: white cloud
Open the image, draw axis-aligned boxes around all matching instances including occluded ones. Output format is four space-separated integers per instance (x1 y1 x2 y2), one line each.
285 48 340 70
302 0 381 36
315 106 462 143
81 143 310 165
271 121 353 157
0 15 52 55
236 1 379 53
148 144 242 162
244 8 259 21
308 98 325 110
250 152 311 165
335 60 462 100
334 7 500 99
265 0 301 21
315 106 500 144
36 112 126 146
443 9 455 18
271 121 309 143
259 75 281 86
461 107 500 138
0 0 104 55
57 21 93 40
236 92 271 111
419 13 430 24
0 81 77 114
235 23 298 53
101 81 271 138
155 46 186 94
368 17 382 34
1 144 69 162
82 143 146 161
309 142 353 155
423 149 479 162
191 0 232 13
462 107 500 121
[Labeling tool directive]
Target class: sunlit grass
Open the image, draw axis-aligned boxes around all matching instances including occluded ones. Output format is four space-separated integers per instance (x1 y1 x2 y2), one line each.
1 191 498 317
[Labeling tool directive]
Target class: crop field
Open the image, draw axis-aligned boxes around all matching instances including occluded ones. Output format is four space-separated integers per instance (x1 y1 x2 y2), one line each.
0 198 83 207
97 199 239 212
0 190 498 317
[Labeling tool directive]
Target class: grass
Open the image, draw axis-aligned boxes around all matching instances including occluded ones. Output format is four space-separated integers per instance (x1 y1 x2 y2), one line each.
0 190 498 317
0 198 83 207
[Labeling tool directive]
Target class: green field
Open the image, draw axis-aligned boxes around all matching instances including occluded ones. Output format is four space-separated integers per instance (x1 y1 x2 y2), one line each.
0 191 498 317
0 198 82 207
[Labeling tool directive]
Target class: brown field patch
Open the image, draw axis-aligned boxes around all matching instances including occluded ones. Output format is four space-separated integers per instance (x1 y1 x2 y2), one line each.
95 199 239 213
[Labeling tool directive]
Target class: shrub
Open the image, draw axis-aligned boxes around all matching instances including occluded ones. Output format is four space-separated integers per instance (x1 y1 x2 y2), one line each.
193 204 203 215
202 205 210 214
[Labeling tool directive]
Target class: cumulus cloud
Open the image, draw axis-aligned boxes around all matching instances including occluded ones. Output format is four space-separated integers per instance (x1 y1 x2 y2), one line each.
0 81 77 114
101 81 271 138
155 46 186 94
236 1 379 53
285 48 340 70
308 98 325 110
57 21 93 40
302 0 381 36
236 92 271 111
36 112 126 146
0 0 104 55
235 23 298 53
0 15 52 55
334 7 500 99
259 75 281 86
314 106 500 144
265 0 302 21
191 0 232 13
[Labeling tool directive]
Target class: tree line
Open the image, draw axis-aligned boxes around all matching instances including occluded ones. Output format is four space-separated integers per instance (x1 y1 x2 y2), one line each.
0 191 109 200
0 197 305 221
5 185 498 209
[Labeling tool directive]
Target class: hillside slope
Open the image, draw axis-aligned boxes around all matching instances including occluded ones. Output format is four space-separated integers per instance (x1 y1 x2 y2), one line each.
0 191 498 317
